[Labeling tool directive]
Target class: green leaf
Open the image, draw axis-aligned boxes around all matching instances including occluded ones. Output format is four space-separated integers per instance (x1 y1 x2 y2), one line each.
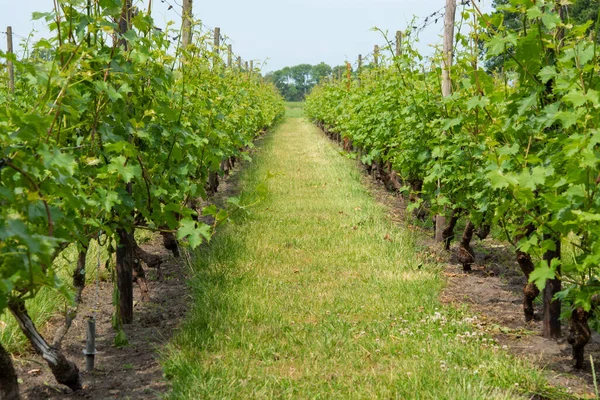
107 156 141 183
538 66 556 84
526 5 542 19
563 90 588 108
529 259 559 291
485 33 517 56
541 12 561 30
177 219 212 248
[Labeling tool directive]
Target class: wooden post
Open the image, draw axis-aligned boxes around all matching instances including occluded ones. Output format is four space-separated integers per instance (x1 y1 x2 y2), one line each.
181 0 193 48
396 30 402 57
435 0 456 243
346 62 351 91
543 236 561 339
212 27 220 70
245 61 249 71
237 56 241 70
541 1 566 341
116 1 134 325
6 26 14 93
213 27 220 53
374 45 379 67
250 60 253 73
227 44 232 68
357 54 362 86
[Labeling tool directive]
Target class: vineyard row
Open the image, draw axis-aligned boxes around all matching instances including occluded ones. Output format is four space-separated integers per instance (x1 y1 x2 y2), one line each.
306 0 600 371
0 0 284 397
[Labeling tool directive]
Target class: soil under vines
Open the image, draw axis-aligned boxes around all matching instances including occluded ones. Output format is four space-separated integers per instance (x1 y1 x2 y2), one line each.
14 235 184 399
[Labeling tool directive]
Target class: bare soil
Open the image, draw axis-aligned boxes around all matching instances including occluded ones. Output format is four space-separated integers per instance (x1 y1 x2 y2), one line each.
13 235 186 400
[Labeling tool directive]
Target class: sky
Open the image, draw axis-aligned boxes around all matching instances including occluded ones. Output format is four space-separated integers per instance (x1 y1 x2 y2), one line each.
0 0 492 73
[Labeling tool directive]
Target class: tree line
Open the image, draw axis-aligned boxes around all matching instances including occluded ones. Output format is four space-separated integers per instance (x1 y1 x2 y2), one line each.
265 63 351 102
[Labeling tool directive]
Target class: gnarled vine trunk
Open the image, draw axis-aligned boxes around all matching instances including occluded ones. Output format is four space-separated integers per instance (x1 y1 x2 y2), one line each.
116 228 134 324
161 231 180 257
542 234 561 339
515 224 539 322
52 248 88 347
8 301 82 391
568 307 591 369
132 237 162 301
0 341 20 400
457 221 475 272
475 223 490 240
442 209 461 251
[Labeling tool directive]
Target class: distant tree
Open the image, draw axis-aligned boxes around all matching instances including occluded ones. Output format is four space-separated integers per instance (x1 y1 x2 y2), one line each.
290 64 314 98
265 62 333 101
311 62 333 83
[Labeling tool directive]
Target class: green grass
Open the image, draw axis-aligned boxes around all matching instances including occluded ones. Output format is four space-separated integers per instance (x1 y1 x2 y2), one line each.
285 102 304 118
162 112 564 399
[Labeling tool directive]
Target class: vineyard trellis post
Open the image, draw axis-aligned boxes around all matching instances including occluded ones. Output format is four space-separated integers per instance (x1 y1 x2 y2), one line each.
182 0 193 48
237 56 242 70
434 0 456 243
358 54 362 86
374 45 379 67
115 0 135 325
6 26 14 93
213 26 221 69
396 30 402 57
541 1 567 340
227 44 232 68
346 62 351 91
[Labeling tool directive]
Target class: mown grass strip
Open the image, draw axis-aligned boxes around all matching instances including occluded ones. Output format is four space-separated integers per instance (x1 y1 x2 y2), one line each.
162 110 562 399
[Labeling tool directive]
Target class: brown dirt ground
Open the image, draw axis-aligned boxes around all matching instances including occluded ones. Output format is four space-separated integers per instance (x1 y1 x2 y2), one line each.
357 159 600 399
14 236 186 399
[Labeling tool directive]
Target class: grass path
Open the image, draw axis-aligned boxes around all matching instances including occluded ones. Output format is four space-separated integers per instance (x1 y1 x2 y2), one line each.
162 106 558 399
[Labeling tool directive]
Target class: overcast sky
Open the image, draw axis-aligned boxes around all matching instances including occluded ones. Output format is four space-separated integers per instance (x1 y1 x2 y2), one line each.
0 0 491 73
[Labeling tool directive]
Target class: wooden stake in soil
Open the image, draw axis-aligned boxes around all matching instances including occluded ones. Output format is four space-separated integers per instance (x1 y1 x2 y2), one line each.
181 0 193 48
6 26 14 93
115 2 135 325
435 0 456 243
396 30 402 57
541 1 567 341
543 236 561 339
237 56 242 70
